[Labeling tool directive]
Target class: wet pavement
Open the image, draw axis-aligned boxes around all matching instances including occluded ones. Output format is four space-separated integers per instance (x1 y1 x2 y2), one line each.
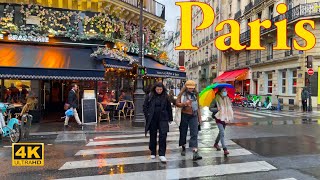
2 107 320 179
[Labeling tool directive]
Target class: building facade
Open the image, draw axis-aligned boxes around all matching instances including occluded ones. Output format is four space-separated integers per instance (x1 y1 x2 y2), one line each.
185 0 226 92
163 18 185 95
217 0 320 107
0 0 186 123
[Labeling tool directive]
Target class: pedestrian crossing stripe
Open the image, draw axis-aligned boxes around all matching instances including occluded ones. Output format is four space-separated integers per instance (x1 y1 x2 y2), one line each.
59 148 252 170
93 131 181 139
56 161 276 180
86 136 236 146
243 111 282 117
76 140 236 156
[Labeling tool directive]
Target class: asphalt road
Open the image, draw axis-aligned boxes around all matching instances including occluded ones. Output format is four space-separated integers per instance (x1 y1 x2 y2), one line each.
1 107 320 180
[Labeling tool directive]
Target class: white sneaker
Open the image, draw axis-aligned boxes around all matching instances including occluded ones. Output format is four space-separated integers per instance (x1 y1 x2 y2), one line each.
159 156 167 162
150 155 156 159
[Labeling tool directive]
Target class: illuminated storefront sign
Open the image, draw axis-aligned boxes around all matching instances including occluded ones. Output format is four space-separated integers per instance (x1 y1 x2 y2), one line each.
8 34 49 43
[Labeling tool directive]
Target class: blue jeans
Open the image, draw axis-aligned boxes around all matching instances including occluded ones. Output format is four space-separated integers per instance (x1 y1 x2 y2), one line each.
179 113 199 148
215 123 226 149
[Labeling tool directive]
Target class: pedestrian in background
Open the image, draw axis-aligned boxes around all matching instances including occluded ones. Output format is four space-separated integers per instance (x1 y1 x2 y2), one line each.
64 83 83 128
168 89 176 106
143 82 173 163
211 87 234 155
176 80 202 161
301 87 309 112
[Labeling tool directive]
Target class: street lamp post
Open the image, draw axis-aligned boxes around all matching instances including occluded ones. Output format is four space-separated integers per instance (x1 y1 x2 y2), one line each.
132 0 145 127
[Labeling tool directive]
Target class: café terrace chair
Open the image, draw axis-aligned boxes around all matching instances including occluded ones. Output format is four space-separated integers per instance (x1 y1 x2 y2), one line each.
114 101 127 121
97 102 110 123
15 103 31 119
126 101 135 120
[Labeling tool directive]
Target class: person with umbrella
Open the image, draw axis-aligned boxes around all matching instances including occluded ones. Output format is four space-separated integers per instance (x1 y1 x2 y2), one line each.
211 87 234 155
199 83 235 156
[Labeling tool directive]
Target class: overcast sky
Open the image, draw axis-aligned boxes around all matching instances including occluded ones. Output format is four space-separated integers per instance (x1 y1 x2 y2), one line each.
157 0 180 32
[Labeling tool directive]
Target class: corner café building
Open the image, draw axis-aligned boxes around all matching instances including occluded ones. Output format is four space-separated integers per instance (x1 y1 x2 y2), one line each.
0 36 186 124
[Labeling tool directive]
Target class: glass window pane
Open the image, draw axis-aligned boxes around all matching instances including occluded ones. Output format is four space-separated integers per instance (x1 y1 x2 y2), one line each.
268 87 272 93
293 70 297 77
282 71 286 78
268 74 272 79
293 87 296 94
282 79 286 86
268 81 272 86
282 87 286 93
293 79 297 86
4 80 31 103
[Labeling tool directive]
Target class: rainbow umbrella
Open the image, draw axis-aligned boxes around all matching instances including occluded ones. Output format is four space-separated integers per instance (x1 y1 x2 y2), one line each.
199 83 235 107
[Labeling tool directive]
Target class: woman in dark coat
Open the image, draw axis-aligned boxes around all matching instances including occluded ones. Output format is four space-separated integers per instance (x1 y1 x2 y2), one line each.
143 82 173 163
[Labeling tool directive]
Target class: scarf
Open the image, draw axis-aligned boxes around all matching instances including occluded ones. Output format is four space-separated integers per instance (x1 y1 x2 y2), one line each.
214 94 234 122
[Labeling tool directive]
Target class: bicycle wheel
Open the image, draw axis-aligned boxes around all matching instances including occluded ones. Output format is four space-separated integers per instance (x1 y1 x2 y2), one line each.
9 124 21 143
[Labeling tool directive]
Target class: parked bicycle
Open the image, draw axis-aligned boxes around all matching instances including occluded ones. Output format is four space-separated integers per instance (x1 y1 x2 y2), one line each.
0 103 21 143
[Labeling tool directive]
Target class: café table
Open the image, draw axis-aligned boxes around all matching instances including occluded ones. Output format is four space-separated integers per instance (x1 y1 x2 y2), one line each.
101 102 119 121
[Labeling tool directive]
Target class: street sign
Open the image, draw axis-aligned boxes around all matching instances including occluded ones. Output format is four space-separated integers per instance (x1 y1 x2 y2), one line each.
179 66 185 72
307 68 314 76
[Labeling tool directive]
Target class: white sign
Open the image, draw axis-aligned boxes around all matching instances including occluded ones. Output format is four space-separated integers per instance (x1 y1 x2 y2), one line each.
83 90 95 99
8 34 49 43
0 34 3 40
26 16 41 25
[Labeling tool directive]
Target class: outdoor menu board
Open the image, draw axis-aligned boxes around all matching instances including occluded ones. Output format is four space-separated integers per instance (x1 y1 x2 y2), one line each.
81 98 97 124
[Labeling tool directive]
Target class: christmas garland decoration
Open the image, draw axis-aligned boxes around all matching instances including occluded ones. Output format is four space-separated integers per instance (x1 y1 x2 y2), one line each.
90 46 138 65
0 3 179 70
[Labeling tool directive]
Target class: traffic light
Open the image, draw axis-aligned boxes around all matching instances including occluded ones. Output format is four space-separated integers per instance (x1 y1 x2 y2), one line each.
307 55 313 68
138 67 147 76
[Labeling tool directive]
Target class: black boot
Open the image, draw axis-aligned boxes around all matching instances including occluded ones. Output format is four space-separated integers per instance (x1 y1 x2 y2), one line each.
181 146 186 156
193 150 202 160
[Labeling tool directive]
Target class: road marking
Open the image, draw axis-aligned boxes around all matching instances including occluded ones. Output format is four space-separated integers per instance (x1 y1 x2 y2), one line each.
94 131 181 140
276 178 297 180
77 139 234 156
260 111 297 117
86 136 236 146
57 161 275 180
234 111 264 118
59 148 252 170
243 111 282 117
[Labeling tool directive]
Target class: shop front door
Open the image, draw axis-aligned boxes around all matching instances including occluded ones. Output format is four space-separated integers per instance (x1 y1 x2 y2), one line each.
40 80 71 122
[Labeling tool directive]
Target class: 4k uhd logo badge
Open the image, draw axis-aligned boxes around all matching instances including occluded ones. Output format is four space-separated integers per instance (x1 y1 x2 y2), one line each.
12 143 44 166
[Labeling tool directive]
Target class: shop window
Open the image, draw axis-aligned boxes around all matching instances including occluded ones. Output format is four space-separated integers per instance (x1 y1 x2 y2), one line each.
3 80 31 103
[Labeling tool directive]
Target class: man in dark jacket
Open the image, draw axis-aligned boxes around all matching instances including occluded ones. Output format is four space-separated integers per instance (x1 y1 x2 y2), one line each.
301 87 309 112
64 83 83 127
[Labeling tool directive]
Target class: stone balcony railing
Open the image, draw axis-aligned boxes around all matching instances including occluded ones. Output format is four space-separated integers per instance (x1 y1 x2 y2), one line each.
234 10 241 20
119 0 165 19
226 2 320 47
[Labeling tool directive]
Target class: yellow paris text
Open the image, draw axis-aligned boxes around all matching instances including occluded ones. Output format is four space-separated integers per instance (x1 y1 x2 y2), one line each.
175 2 316 51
